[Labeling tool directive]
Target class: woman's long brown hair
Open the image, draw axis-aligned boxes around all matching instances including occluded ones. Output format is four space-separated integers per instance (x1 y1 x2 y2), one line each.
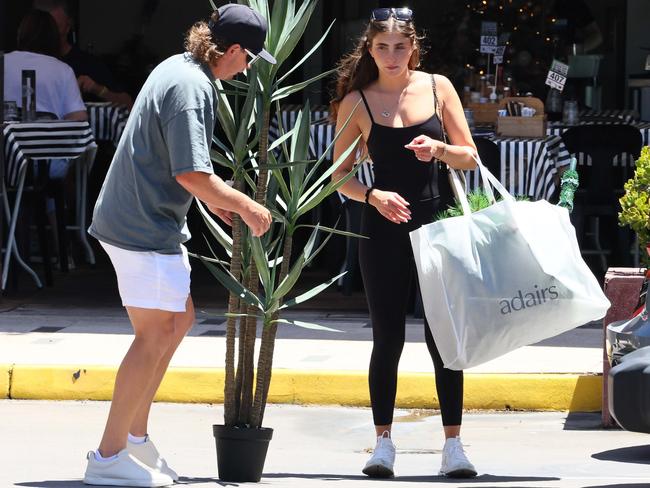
329 16 424 121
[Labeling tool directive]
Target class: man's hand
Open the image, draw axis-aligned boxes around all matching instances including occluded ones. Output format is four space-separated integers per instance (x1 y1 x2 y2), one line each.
77 75 100 95
175 172 272 236
240 200 272 237
207 203 234 226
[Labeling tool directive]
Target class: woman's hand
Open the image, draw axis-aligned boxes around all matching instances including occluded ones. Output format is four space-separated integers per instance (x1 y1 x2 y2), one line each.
368 189 411 224
405 135 445 162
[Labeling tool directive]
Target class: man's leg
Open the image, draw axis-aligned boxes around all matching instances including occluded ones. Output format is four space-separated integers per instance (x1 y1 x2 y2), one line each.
130 296 195 436
97 306 177 457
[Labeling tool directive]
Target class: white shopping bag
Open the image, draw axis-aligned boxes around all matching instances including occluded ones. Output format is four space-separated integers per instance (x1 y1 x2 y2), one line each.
410 156 610 370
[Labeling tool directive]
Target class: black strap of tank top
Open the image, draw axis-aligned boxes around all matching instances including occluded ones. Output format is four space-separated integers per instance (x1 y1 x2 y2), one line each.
358 90 375 124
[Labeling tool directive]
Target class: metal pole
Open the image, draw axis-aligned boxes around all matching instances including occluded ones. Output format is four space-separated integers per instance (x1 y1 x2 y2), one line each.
0 0 6 286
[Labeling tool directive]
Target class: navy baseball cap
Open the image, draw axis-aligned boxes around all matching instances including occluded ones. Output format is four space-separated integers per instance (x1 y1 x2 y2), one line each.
209 4 276 65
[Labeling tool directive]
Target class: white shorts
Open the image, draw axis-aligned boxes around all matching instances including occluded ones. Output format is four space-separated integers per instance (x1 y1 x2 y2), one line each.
100 241 191 312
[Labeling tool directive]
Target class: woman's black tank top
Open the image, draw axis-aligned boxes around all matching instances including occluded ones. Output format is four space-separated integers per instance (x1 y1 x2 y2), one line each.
359 88 453 203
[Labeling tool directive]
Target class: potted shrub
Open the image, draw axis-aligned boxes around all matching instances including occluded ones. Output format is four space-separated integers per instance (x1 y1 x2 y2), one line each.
195 0 360 481
619 146 650 267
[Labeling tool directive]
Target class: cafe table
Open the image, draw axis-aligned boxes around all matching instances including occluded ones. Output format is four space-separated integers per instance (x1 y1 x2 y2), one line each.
1 120 96 290
474 134 572 201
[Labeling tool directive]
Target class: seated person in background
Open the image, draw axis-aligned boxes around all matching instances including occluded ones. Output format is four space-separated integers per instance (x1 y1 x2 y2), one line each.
4 9 87 125
4 9 89 263
4 8 87 191
34 0 133 108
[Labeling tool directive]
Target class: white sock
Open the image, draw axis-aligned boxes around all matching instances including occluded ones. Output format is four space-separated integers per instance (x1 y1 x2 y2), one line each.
94 451 119 462
128 433 147 444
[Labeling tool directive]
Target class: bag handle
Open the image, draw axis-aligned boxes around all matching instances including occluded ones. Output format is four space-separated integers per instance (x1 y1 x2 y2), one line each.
431 74 497 207
450 152 515 216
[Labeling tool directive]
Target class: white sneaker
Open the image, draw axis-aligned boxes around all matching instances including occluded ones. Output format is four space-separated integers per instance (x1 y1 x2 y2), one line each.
128 436 179 481
439 436 477 478
83 449 174 487
362 431 395 478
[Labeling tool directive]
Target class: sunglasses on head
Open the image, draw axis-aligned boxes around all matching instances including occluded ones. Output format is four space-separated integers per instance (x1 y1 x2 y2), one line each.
371 7 413 22
244 48 261 67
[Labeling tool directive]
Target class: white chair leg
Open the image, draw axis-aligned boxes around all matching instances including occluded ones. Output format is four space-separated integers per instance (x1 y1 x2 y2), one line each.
1 170 43 290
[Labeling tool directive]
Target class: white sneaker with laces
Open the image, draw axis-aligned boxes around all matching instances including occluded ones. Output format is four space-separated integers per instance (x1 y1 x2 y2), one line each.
128 436 179 481
362 431 395 478
439 436 477 478
83 449 174 487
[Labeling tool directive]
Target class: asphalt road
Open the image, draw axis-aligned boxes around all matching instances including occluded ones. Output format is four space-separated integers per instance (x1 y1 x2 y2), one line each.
2 400 649 487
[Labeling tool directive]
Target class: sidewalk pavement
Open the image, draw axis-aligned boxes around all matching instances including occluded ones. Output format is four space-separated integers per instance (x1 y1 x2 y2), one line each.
1 303 605 411
3 400 650 487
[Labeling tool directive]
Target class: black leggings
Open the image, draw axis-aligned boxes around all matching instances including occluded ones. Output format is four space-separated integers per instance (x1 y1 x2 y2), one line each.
359 200 463 427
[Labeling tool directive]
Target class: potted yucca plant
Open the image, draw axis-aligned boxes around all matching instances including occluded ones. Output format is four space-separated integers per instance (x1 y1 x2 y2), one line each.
195 0 361 481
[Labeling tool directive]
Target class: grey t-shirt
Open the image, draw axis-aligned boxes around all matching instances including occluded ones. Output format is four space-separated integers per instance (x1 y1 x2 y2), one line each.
88 53 217 254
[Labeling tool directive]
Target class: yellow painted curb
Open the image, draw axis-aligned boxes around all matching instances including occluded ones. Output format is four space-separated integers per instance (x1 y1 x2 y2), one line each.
11 365 117 401
8 365 602 411
0 364 11 399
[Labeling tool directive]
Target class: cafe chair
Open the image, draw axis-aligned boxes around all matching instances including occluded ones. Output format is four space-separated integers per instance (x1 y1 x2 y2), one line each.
2 144 97 290
474 137 501 176
561 124 643 273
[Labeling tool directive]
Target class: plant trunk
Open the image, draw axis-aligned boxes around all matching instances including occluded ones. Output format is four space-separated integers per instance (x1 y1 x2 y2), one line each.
238 105 273 426
234 297 247 418
224 180 245 427
251 232 293 428
238 304 257 425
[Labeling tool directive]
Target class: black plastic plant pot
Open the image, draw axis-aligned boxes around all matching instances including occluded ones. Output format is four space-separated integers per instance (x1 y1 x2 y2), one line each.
213 424 273 482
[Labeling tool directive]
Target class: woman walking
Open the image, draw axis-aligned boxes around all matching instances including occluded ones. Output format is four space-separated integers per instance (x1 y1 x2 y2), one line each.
331 7 478 479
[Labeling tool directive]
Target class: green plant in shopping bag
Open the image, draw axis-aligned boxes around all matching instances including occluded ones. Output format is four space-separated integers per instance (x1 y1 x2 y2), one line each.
435 189 529 220
619 146 650 266
436 156 579 221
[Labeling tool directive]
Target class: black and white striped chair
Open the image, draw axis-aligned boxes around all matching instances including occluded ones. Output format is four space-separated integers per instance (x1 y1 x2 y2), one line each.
1 121 96 289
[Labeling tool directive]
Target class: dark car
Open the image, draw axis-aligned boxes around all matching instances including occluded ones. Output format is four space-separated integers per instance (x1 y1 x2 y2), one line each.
606 279 650 433
606 280 650 366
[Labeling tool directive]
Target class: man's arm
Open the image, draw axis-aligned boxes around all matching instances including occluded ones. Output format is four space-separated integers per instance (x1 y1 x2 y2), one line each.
64 110 89 121
175 171 271 237
78 75 133 109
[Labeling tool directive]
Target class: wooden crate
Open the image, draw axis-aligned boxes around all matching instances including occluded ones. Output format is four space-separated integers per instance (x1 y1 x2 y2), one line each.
497 115 547 137
467 102 499 124
496 96 546 137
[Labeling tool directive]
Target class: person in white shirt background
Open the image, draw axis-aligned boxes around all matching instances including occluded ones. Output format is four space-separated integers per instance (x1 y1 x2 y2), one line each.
3 9 88 261
4 8 87 124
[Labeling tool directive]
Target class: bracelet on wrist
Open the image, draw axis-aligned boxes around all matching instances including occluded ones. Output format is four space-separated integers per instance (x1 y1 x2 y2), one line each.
364 186 375 204
97 86 108 97
436 143 448 161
